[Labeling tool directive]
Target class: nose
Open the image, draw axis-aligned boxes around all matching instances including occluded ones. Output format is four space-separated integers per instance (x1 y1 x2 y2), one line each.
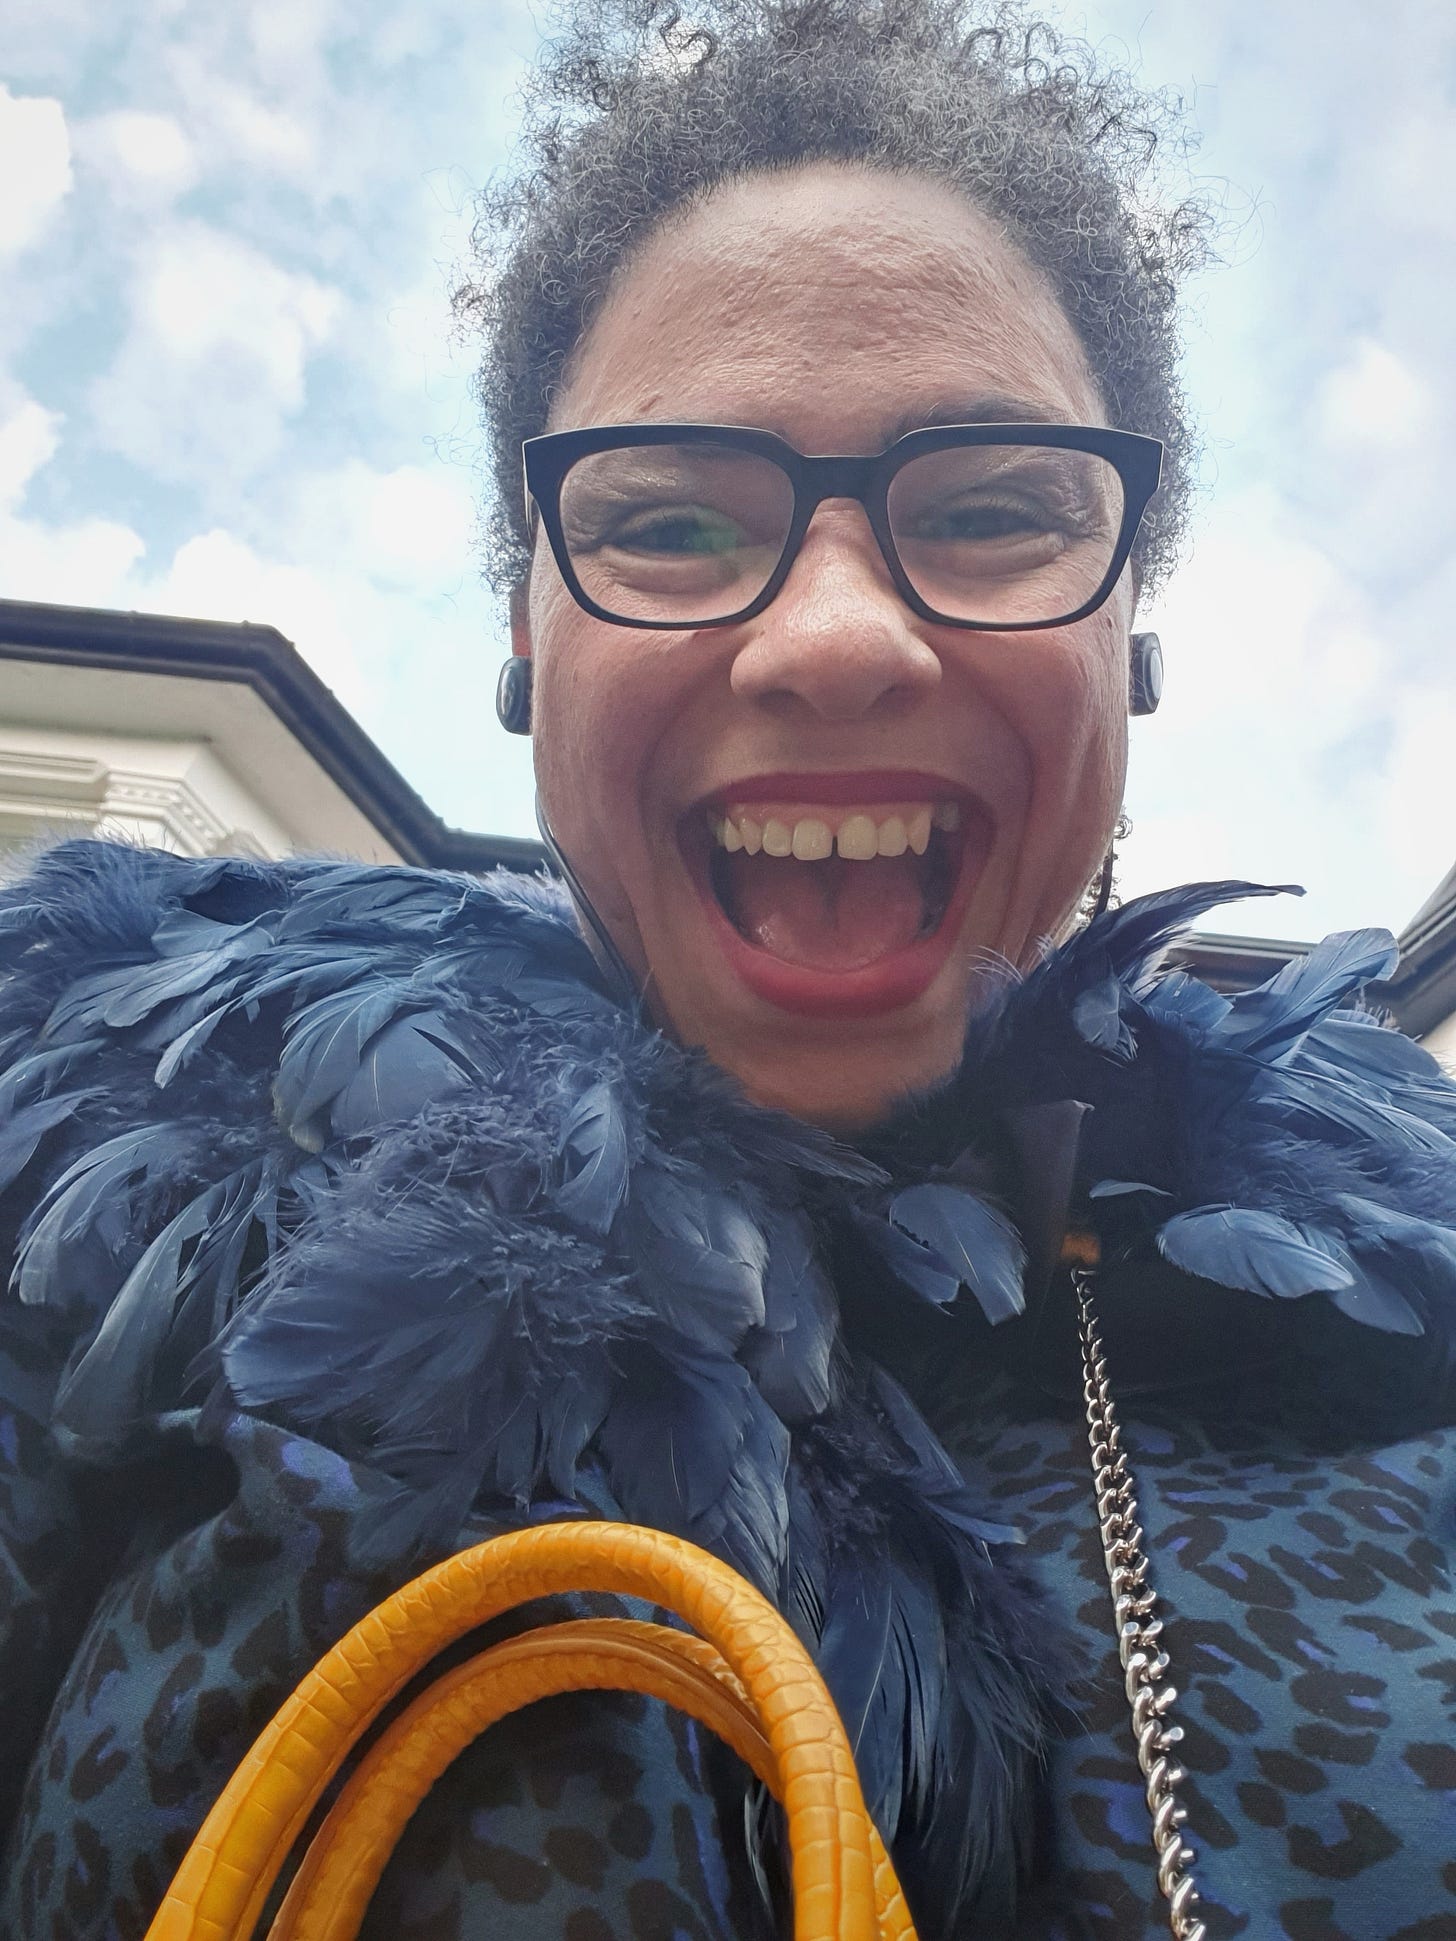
728 503 942 721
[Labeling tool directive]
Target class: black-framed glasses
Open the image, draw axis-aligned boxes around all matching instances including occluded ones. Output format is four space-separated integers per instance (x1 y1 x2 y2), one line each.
522 421 1162 631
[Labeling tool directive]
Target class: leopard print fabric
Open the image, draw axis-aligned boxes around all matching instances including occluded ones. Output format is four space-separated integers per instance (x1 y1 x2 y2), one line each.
0 1391 775 1941
925 1354 1456 1940
5 1291 1455 1938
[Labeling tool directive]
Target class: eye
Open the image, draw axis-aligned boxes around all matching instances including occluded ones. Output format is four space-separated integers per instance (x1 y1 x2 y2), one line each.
911 494 1068 543
607 505 748 557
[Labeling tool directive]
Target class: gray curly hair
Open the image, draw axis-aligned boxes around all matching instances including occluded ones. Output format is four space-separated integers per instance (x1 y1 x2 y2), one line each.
457 0 1213 599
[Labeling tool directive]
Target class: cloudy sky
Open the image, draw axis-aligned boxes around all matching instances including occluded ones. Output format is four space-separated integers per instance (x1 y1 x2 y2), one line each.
1 0 1452 943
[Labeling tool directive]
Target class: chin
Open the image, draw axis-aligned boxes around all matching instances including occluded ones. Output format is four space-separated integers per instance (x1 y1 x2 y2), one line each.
719 1023 968 1132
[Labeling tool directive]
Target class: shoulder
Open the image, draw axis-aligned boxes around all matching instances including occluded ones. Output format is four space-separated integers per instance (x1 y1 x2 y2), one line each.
0 837 582 992
0 839 600 1091
0 841 608 1388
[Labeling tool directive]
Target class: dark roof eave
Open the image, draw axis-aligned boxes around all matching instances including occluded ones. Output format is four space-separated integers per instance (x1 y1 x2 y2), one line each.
0 596 541 874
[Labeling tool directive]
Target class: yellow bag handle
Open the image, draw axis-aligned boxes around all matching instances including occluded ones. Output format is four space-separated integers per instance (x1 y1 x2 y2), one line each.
143 1520 919 1941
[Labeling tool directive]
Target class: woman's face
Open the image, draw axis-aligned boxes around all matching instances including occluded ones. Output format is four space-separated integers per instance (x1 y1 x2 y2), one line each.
519 163 1132 1128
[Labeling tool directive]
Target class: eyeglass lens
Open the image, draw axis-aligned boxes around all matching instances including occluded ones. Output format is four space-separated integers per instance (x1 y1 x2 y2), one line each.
556 438 1126 625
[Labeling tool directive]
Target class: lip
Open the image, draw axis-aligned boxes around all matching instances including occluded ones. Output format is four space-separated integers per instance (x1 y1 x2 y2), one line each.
692 768 970 811
680 774 991 1019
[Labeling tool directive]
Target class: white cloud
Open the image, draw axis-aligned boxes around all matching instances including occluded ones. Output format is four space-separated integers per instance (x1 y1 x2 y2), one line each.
0 394 62 511
1124 477 1452 941
278 459 475 589
88 222 341 488
0 510 147 607
0 427 148 604
165 47 315 178
1317 337 1432 451
75 109 198 200
150 528 370 707
0 84 73 255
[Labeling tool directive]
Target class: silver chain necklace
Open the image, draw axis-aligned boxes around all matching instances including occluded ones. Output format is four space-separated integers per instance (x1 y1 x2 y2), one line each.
1074 1264 1208 1941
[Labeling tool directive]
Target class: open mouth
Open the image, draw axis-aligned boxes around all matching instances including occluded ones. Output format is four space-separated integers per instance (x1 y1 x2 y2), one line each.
682 776 989 1017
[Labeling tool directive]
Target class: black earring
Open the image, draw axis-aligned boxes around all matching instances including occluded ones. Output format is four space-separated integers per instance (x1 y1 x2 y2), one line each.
496 657 533 735
1129 632 1164 716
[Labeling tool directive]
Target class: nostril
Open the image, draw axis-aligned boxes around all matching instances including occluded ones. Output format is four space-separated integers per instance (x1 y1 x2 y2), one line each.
730 625 941 720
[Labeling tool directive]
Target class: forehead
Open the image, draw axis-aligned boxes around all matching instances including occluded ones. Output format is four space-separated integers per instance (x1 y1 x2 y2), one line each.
555 163 1105 449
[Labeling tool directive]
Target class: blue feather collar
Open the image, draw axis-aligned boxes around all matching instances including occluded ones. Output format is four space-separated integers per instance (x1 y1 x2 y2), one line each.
3 843 1455 1927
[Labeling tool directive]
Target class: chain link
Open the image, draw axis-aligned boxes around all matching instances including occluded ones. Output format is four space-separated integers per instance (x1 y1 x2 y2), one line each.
1075 1267 1207 1941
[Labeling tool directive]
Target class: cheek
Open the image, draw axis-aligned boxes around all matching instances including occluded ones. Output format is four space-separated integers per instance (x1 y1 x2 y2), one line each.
528 580 692 835
996 613 1126 948
1021 612 1126 800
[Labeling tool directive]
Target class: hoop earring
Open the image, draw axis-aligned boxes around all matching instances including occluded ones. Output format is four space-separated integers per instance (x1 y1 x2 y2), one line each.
1090 845 1116 919
496 657 533 736
1082 810 1131 926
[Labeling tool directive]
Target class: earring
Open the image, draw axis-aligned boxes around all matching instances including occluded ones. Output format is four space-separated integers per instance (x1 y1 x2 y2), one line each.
1081 810 1132 925
496 657 533 735
1129 632 1164 716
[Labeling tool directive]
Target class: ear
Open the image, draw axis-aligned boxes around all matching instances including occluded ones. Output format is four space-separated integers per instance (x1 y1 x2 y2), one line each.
508 581 532 660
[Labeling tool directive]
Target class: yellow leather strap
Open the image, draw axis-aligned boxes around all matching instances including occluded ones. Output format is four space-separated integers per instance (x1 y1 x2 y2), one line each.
143 1521 900 1941
269 1618 915 1941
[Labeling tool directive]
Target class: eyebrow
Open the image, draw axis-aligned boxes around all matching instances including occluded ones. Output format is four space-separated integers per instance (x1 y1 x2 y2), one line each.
886 394 1070 439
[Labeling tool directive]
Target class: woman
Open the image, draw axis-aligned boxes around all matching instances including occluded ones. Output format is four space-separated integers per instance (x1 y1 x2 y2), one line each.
2 3 1453 1937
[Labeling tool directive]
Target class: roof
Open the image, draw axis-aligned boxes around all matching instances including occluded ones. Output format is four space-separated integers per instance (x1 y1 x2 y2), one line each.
1379 865 1456 1040
0 597 541 875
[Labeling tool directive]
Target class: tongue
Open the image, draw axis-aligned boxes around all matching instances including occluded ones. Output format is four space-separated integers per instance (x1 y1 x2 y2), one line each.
725 852 926 970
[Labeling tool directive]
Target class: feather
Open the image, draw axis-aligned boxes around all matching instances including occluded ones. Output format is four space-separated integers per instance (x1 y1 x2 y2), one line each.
54 1157 282 1442
852 1205 962 1307
867 1368 1020 1548
274 981 418 1148
1330 1195 1456 1343
1070 974 1136 1059
1219 927 1400 1061
1336 1194 1456 1278
15 1124 200 1311
1156 1206 1354 1299
1101 879 1302 988
887 1182 1025 1323
1141 968 1232 1036
555 1079 631 1235
815 1542 899 1811
1310 1013 1456 1092
0 1038 105 1115
327 1013 485 1141
627 1166 767 1349
742 1209 837 1423
598 1350 789 1593
1325 1263 1424 1336
276 868 463 939
1027 880 1299 1013
43 920 272 1039
152 1002 235 1086
0 1093 95 1193
1250 1064 1456 1158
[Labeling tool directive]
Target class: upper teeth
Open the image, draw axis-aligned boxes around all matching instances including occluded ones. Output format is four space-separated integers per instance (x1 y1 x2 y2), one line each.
709 801 959 860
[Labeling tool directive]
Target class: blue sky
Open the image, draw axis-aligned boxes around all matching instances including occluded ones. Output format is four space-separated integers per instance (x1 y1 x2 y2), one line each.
1 0 1452 942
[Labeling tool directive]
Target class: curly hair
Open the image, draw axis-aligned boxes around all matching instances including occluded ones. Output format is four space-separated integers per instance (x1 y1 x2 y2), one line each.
457 0 1214 598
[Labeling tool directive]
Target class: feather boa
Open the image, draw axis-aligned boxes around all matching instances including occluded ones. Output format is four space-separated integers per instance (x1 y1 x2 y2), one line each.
3 841 1455 1927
